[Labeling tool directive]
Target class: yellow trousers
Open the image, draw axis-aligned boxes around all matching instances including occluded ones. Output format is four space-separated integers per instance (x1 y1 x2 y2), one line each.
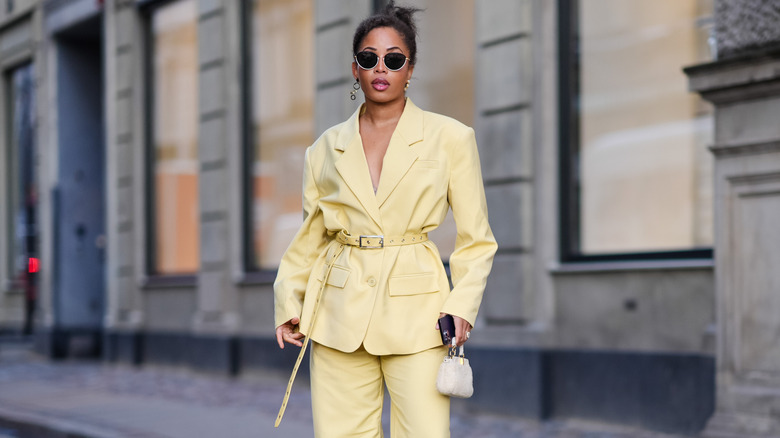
310 342 450 438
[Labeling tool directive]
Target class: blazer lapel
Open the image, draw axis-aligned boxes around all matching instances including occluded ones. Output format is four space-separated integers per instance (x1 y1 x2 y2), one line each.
334 108 383 228
375 99 424 207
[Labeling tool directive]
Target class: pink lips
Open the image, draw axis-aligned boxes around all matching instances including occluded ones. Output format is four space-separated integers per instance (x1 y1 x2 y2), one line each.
372 78 389 91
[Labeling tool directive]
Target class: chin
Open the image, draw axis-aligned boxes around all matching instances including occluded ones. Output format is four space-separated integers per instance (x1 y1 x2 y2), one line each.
366 92 405 104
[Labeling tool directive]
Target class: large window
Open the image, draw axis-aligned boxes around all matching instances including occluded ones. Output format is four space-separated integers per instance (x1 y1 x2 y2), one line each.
246 0 314 271
148 0 199 275
560 0 714 260
5 63 37 291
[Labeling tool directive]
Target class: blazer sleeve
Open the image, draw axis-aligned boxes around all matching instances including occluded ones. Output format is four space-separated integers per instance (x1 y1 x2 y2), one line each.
440 127 498 327
273 147 328 328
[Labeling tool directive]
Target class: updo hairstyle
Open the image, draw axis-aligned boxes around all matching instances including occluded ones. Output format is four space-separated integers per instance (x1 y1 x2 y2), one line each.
352 1 422 65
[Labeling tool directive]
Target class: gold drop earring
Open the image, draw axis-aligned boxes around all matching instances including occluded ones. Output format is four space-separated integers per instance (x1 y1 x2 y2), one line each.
404 80 410 91
350 80 360 100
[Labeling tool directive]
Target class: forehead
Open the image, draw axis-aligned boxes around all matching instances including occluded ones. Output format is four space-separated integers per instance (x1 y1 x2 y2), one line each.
359 26 408 52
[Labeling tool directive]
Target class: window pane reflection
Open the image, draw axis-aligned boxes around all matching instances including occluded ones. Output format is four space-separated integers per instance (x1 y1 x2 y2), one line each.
152 0 199 274
579 0 714 254
7 63 37 289
250 0 314 270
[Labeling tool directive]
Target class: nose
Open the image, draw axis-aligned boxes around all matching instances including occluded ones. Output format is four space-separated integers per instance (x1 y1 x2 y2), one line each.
375 56 387 73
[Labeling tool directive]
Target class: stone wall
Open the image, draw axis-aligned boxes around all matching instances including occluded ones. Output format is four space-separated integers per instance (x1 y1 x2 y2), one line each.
715 1 780 58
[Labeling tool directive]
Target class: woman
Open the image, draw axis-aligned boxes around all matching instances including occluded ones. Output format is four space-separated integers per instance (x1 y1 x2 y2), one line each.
274 2 496 436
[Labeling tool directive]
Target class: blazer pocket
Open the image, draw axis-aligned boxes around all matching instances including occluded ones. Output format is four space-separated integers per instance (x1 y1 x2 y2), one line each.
389 272 439 296
319 265 350 288
415 160 439 169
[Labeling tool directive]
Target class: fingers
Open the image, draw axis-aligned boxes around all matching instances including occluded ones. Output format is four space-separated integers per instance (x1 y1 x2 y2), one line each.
276 329 285 349
284 331 304 348
451 315 473 347
275 318 303 349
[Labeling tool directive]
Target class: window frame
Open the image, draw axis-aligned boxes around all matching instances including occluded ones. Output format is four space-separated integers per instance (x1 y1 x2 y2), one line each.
557 0 713 263
141 0 199 284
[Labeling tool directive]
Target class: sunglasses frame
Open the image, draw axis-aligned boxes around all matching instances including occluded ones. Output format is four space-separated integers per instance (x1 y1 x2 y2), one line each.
354 51 410 72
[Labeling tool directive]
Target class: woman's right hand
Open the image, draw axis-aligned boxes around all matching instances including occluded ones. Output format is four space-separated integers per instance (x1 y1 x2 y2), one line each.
275 317 304 349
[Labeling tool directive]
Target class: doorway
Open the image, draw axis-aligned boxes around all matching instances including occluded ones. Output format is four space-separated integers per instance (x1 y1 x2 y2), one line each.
52 14 105 358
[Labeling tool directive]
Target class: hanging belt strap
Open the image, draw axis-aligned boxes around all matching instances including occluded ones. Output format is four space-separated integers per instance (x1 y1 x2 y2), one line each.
275 231 428 427
275 243 345 427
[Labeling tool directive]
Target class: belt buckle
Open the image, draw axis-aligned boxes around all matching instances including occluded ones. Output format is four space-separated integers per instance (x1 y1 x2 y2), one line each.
359 235 384 248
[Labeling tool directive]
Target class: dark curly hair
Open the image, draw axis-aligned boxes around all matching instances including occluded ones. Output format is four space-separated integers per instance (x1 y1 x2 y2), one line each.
352 1 422 65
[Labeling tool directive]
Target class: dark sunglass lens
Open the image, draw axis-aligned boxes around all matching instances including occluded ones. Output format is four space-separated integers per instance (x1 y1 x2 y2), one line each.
385 53 407 70
356 52 378 69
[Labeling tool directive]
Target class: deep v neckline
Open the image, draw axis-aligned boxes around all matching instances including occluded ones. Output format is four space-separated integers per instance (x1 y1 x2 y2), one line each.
359 123 396 197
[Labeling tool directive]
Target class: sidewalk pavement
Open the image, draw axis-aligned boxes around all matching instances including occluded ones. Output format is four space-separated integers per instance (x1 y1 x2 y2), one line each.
0 339 690 438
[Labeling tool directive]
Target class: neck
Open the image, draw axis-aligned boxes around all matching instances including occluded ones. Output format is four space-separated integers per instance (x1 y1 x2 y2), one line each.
360 97 406 127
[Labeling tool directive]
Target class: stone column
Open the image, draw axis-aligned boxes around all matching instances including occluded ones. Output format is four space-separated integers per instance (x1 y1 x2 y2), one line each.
314 0 371 136
685 2 780 436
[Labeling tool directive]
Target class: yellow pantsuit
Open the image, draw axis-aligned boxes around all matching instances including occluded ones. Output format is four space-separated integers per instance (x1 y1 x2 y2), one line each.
274 99 496 436
311 342 450 437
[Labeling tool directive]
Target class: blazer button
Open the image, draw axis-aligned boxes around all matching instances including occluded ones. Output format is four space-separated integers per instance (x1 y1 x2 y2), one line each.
367 277 377 287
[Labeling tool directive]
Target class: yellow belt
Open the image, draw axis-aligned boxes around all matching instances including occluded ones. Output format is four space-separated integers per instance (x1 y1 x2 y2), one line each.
275 231 429 427
335 230 428 248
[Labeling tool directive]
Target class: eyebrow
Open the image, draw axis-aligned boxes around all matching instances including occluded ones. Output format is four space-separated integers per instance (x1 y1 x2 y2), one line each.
360 46 404 52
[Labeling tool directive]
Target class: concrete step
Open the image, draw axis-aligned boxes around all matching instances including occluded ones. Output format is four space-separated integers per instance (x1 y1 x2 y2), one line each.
702 411 780 438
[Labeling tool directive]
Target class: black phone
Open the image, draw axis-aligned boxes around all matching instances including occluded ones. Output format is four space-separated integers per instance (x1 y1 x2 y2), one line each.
438 314 455 345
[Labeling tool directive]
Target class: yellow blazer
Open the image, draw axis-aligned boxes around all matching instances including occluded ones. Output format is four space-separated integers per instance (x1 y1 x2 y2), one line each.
274 99 497 356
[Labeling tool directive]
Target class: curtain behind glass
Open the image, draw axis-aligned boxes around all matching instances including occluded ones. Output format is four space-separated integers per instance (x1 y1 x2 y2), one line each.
578 0 714 254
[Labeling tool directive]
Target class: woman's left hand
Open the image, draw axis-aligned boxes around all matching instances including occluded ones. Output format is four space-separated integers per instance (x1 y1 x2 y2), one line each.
437 313 472 347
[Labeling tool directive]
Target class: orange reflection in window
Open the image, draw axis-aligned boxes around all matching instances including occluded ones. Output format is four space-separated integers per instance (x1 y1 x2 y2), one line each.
251 0 314 270
152 0 199 274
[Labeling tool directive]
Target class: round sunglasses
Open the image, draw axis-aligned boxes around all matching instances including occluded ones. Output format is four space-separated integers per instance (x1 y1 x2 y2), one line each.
354 51 410 71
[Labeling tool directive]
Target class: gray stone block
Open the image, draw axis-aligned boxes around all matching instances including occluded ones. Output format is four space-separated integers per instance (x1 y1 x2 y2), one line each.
476 37 532 112
199 167 228 214
485 182 531 249
198 116 226 164
199 66 225 116
198 14 224 67
316 24 352 86
116 143 133 180
115 229 135 274
115 276 136 311
116 184 133 223
316 84 357 136
200 219 227 265
115 8 134 49
144 289 197 331
482 253 533 322
116 95 132 137
477 108 532 180
716 96 780 145
316 0 370 27
554 269 714 353
115 51 133 96
476 0 531 44
198 0 222 17
239 286 275 333
197 270 227 312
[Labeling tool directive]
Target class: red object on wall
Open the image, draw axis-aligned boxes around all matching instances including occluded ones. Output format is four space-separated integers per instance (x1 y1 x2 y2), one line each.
28 257 39 274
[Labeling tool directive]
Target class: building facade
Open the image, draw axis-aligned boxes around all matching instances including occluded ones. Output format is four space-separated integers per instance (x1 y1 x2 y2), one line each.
4 0 771 434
